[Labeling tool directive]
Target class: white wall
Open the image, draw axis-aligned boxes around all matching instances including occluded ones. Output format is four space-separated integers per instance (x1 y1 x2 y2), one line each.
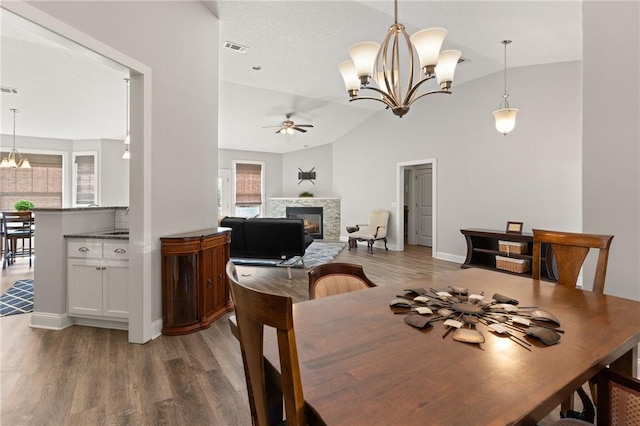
333 61 583 257
282 144 333 197
26 1 220 342
72 138 129 207
583 2 640 301
97 139 129 206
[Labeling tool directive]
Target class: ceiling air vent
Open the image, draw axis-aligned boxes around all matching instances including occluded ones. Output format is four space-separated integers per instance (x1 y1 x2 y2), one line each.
223 41 248 53
0 86 19 94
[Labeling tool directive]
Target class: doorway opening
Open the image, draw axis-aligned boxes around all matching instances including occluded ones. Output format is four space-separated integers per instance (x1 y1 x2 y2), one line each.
396 159 437 255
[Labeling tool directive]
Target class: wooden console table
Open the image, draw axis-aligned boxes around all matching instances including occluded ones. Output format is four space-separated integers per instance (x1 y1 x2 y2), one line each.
460 228 554 279
160 228 232 335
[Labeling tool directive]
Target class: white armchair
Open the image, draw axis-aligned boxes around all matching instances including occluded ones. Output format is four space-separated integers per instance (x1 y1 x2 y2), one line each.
348 210 389 254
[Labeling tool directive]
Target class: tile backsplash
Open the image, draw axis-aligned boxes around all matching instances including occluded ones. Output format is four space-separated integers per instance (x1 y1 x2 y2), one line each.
115 208 130 230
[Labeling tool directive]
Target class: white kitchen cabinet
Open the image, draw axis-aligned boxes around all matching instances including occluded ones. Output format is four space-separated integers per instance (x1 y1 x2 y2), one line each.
67 239 129 324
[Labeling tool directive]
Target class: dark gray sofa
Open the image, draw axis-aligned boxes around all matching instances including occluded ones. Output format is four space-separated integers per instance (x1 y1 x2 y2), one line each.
221 217 314 260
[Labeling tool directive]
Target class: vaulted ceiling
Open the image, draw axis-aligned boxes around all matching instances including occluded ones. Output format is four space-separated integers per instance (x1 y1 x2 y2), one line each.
0 1 582 154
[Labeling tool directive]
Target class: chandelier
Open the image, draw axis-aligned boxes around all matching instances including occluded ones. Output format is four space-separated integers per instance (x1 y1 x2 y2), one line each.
1 108 30 169
338 0 461 118
122 78 131 160
493 40 519 135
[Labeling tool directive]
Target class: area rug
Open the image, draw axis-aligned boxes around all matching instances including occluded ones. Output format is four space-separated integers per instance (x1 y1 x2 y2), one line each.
301 241 347 269
0 279 34 316
231 241 347 270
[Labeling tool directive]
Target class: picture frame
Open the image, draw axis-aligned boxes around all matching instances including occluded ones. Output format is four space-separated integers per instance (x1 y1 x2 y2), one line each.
506 221 523 234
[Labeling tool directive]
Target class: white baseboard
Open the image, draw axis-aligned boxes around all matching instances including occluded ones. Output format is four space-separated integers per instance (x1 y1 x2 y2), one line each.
436 252 465 264
150 318 163 340
73 317 128 331
30 311 75 330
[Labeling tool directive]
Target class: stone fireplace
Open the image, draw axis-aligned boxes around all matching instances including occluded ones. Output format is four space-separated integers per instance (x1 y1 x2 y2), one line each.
269 197 340 241
287 206 323 239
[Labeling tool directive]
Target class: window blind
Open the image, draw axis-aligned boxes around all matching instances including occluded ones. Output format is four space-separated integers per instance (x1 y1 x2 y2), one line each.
235 163 262 205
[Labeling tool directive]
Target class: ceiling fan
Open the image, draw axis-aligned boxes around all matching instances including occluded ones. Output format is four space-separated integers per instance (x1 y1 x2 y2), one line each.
264 113 314 135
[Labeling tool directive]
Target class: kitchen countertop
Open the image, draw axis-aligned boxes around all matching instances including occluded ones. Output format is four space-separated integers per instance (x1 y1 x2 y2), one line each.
64 230 129 240
34 206 128 212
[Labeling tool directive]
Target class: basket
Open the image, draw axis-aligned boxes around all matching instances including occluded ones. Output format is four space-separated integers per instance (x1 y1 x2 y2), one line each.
498 240 528 255
495 255 531 273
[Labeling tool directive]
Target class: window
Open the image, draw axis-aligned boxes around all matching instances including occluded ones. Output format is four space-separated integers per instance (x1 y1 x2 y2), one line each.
233 161 264 218
0 152 63 209
72 152 98 206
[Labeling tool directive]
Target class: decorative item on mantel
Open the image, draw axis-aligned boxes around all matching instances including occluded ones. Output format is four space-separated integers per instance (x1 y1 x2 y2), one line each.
299 191 314 198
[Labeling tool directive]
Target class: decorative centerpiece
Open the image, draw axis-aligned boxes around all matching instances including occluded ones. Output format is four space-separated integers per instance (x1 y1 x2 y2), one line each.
390 287 563 349
299 191 314 198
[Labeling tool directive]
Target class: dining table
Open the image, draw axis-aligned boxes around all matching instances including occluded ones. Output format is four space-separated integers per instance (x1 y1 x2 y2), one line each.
263 268 640 426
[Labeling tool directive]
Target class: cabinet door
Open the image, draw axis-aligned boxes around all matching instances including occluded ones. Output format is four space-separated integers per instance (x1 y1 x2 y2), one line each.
212 243 229 311
200 246 217 321
102 260 129 318
68 259 103 316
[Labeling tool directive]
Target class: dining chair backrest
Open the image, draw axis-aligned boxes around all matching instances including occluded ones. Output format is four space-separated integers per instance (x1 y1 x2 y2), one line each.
596 368 640 426
308 262 377 299
225 261 306 426
2 211 34 268
532 229 613 294
2 211 33 235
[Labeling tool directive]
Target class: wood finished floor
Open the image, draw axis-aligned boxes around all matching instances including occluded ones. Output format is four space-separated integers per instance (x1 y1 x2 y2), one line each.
0 245 564 425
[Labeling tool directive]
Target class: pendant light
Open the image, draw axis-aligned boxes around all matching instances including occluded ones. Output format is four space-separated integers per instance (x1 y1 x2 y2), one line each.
122 78 130 159
338 0 461 118
493 40 519 135
1 108 30 169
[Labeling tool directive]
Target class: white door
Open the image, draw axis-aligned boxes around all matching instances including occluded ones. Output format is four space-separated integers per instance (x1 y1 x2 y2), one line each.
218 169 231 218
416 166 433 247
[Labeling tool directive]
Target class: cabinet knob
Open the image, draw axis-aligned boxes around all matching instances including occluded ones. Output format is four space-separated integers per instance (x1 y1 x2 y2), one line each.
207 278 212 288
96 266 101 271
218 273 222 283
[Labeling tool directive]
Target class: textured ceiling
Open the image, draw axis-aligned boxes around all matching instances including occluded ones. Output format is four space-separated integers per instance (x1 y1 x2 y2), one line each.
1 1 582 153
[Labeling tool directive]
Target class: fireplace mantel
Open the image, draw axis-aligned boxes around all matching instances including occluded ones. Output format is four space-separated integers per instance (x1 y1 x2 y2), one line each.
268 197 341 241
269 197 341 200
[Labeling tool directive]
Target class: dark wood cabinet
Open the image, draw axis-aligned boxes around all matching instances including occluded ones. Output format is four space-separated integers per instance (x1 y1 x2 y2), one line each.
161 228 232 335
460 228 554 279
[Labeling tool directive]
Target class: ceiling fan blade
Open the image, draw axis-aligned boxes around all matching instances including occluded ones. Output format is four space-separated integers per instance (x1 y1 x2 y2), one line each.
295 124 314 128
262 125 282 128
293 127 308 133
274 129 284 134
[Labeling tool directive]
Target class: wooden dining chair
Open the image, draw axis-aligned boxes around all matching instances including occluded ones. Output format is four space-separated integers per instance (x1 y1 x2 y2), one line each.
308 262 377 300
226 261 307 426
596 367 640 425
531 229 614 294
532 229 614 417
549 368 640 426
2 211 34 269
